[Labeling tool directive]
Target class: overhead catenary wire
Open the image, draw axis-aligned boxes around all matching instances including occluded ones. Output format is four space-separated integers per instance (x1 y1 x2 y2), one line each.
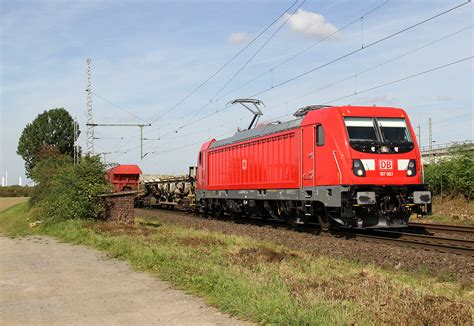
160 51 474 150
322 56 473 104
143 130 235 161
217 0 391 101
264 55 473 123
108 0 472 161
263 24 473 115
122 0 390 144
158 0 471 137
142 56 472 160
211 0 305 100
248 0 472 99
147 0 301 124
172 0 391 133
116 0 302 149
182 0 305 127
92 91 149 123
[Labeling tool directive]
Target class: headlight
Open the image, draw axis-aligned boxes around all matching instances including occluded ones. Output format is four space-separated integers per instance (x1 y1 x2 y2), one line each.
406 159 416 177
353 159 366 177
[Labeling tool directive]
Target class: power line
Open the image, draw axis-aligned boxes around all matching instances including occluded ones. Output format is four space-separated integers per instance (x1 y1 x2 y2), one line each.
218 0 391 101
176 0 390 131
323 56 473 104
116 0 301 148
212 1 305 100
183 0 305 126
156 0 470 137
270 24 473 108
147 0 301 124
146 56 472 161
249 0 471 99
430 113 473 126
143 123 236 156
109 56 473 164
92 91 149 123
107 1 472 162
143 130 234 161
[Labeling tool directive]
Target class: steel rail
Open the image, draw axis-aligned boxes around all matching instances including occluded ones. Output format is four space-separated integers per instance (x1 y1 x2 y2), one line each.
371 230 474 248
355 234 474 257
408 222 474 235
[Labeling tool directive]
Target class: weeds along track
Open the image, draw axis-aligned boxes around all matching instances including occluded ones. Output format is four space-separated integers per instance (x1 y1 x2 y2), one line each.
138 207 474 257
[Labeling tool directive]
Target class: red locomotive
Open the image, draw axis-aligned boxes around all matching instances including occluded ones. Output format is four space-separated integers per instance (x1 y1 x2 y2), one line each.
196 105 431 230
106 164 142 192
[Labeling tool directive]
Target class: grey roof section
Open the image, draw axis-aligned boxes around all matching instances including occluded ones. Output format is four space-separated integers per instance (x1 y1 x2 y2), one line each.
209 118 303 149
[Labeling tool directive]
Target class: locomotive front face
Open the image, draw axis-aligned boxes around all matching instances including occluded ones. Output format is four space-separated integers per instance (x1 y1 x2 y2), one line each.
336 111 432 228
343 116 421 184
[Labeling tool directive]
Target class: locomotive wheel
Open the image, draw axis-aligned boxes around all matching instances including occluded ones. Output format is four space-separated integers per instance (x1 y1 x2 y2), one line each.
213 207 223 219
318 213 331 232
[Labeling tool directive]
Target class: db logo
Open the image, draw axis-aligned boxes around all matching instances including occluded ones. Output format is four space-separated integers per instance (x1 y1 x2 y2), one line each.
379 159 393 170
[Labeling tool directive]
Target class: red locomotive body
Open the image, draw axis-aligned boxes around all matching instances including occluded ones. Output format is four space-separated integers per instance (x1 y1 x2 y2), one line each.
106 165 142 192
196 105 431 229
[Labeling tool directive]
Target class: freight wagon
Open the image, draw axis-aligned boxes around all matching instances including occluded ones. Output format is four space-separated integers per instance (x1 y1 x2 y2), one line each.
106 165 142 192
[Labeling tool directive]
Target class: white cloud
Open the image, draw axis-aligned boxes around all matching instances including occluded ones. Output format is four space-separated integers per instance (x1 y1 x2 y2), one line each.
285 9 337 39
228 32 250 45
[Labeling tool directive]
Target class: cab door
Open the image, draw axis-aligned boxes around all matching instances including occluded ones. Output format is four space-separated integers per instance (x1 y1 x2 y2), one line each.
300 125 315 188
197 151 206 189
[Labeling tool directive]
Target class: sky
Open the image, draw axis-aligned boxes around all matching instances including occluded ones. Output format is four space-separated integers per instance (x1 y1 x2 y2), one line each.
1 0 473 185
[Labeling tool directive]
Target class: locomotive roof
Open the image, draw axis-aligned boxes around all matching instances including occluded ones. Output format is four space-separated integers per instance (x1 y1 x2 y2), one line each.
209 117 303 149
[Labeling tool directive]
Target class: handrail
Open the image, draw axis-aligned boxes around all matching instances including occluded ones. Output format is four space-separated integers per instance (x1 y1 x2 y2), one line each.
332 150 342 184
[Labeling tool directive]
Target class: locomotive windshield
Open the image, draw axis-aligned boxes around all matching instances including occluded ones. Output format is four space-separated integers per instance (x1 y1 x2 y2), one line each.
344 117 378 141
344 117 414 153
377 118 412 142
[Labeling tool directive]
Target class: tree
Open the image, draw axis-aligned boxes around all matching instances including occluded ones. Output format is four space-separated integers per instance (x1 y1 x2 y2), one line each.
17 108 79 177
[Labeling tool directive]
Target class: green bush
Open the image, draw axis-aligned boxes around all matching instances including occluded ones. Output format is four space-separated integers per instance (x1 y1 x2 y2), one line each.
0 186 35 197
424 145 473 199
34 155 112 223
29 147 72 206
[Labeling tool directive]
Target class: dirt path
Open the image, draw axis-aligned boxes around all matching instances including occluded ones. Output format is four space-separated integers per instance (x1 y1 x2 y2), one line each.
0 235 245 325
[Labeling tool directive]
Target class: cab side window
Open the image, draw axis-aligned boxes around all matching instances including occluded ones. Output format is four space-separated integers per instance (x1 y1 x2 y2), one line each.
198 152 202 165
316 125 324 146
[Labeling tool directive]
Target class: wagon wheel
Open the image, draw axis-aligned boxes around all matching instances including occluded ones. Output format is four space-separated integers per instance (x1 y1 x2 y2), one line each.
318 211 332 232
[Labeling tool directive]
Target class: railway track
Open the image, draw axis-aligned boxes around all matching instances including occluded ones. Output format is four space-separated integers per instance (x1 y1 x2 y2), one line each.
348 229 474 257
138 208 474 256
408 222 474 235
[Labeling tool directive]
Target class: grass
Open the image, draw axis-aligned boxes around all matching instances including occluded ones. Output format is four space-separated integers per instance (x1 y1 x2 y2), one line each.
1 202 473 324
412 196 474 226
0 200 33 237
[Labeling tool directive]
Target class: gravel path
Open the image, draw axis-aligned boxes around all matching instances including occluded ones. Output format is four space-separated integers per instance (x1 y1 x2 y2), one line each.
0 235 245 325
137 209 474 284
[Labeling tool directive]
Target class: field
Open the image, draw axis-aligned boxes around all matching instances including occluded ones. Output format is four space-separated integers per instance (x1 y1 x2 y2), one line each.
0 197 28 212
0 202 472 325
